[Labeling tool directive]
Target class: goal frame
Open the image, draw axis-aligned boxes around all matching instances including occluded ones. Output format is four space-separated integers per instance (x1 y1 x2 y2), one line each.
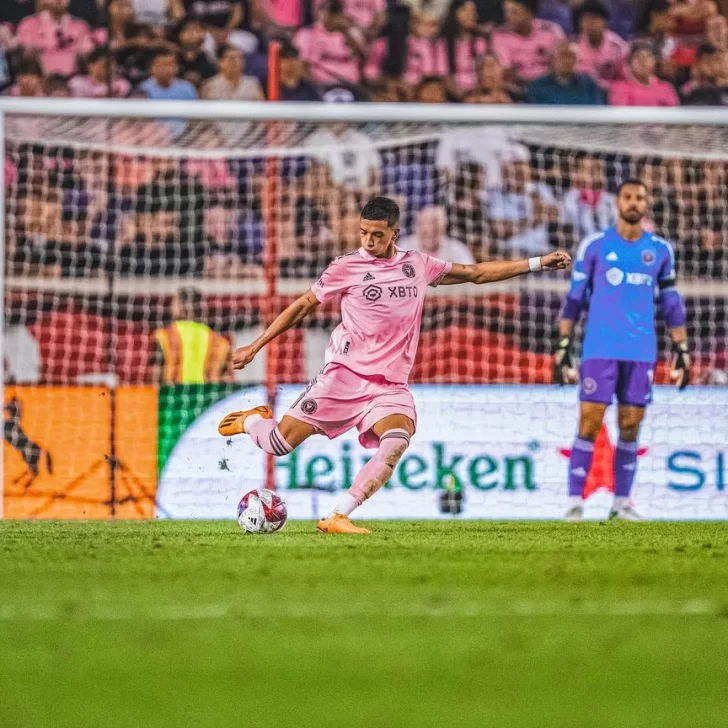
2 100 728 516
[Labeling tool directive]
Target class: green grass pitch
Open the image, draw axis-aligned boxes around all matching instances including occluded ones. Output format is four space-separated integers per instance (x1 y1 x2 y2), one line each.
1 520 728 728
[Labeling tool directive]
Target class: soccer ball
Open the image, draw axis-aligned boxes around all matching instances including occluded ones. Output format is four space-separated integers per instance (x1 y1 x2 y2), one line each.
237 489 288 534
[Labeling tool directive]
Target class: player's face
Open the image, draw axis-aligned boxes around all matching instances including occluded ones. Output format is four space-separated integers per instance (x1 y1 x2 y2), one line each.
360 218 398 257
617 184 648 224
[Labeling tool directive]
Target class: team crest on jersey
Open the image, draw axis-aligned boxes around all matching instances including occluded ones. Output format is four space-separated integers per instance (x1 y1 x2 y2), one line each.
581 377 598 395
641 249 656 266
606 267 624 286
362 284 382 302
301 399 318 415
402 263 416 278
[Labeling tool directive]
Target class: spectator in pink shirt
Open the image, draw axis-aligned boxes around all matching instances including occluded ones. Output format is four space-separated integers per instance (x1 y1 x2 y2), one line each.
609 43 679 106
364 11 447 92
259 0 303 29
442 0 488 98
70 47 131 97
491 0 565 81
575 0 627 89
313 0 387 40
17 0 94 77
7 57 44 96
293 0 366 86
404 12 448 87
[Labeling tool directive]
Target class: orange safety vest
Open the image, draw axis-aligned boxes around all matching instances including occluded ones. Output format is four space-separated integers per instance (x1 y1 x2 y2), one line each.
154 321 230 384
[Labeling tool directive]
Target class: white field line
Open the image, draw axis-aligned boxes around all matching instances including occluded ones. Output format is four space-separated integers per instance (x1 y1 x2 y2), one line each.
0 600 721 621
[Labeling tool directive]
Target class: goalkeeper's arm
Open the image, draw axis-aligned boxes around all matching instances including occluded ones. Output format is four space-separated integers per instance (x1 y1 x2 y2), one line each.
231 292 320 371
660 278 690 390
554 310 579 385
439 250 571 285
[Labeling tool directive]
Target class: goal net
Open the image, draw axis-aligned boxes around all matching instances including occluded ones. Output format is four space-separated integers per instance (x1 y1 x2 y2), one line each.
2 104 727 521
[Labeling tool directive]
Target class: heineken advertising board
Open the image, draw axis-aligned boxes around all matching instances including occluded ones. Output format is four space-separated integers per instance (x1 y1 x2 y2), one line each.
156 385 728 521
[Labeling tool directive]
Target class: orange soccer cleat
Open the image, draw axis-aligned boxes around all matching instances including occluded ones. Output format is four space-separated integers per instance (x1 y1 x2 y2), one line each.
316 514 371 535
218 405 273 437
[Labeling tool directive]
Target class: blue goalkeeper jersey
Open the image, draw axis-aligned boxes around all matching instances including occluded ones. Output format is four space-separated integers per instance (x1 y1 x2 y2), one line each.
566 227 677 363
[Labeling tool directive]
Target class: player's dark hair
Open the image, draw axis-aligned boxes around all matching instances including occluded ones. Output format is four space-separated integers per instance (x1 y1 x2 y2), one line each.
617 178 647 194
361 197 400 227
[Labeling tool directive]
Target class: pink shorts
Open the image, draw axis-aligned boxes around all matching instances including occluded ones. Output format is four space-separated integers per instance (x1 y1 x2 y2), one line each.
286 363 417 449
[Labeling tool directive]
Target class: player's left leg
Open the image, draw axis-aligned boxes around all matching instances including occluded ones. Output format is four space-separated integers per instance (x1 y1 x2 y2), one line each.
610 405 647 521
317 414 414 535
610 361 653 520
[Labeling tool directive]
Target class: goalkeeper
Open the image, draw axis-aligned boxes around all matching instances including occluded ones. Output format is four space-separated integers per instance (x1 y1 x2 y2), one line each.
554 179 690 521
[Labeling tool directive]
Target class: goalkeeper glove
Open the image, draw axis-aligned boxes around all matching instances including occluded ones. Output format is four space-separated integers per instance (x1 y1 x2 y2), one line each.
670 341 690 390
553 336 577 385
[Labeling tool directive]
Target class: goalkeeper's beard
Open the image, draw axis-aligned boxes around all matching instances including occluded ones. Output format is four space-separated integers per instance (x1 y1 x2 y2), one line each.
620 210 643 225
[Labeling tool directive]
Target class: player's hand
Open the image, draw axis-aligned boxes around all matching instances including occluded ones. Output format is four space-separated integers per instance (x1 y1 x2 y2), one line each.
670 340 690 390
553 336 578 385
232 344 258 371
540 251 572 271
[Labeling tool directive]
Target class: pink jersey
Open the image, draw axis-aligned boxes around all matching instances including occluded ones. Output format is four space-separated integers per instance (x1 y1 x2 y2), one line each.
609 77 679 106
16 11 93 76
293 23 364 85
404 36 448 86
69 74 130 98
313 0 385 26
450 36 487 92
263 0 302 26
311 247 452 384
491 20 565 80
576 30 627 88
364 36 447 85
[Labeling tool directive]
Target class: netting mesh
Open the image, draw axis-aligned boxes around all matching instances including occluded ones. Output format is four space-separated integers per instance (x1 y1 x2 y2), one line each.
3 113 727 520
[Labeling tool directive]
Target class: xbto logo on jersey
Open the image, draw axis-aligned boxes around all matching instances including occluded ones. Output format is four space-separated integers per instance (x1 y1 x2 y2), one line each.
402 263 415 278
362 284 419 301
388 285 418 298
362 284 382 302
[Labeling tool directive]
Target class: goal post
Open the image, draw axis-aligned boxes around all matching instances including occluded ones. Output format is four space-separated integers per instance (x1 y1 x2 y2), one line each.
1 100 727 521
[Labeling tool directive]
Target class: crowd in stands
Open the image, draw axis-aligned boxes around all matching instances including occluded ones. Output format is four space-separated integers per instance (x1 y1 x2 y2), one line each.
1 0 728 105
1 0 727 287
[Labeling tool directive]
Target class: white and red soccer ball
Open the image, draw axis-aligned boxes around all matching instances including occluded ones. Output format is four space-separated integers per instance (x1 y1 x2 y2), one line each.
237 489 288 534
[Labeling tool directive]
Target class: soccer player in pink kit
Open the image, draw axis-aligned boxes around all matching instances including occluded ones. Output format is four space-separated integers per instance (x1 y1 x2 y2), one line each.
219 197 571 534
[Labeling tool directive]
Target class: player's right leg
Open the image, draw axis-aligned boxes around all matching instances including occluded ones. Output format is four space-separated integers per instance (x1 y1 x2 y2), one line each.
565 359 615 521
219 407 317 455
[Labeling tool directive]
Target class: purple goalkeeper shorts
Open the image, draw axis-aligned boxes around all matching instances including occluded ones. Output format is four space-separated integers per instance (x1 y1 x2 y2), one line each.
579 359 654 407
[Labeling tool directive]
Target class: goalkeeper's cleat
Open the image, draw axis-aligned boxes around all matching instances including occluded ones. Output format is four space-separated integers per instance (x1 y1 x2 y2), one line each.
608 505 642 522
316 513 371 535
218 405 272 437
564 504 584 522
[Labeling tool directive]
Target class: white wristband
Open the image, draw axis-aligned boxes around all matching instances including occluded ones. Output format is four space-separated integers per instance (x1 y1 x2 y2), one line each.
528 256 542 273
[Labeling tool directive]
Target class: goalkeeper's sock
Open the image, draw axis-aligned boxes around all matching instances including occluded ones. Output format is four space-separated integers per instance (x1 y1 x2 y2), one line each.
613 439 639 503
246 417 292 457
331 429 410 516
568 436 595 497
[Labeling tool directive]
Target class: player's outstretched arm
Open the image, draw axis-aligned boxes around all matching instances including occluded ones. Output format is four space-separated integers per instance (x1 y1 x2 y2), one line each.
438 251 571 286
231 291 320 370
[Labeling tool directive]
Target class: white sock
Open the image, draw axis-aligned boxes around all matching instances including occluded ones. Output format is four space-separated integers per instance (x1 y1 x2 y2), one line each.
243 414 262 434
613 496 628 511
568 495 583 508
330 492 359 517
